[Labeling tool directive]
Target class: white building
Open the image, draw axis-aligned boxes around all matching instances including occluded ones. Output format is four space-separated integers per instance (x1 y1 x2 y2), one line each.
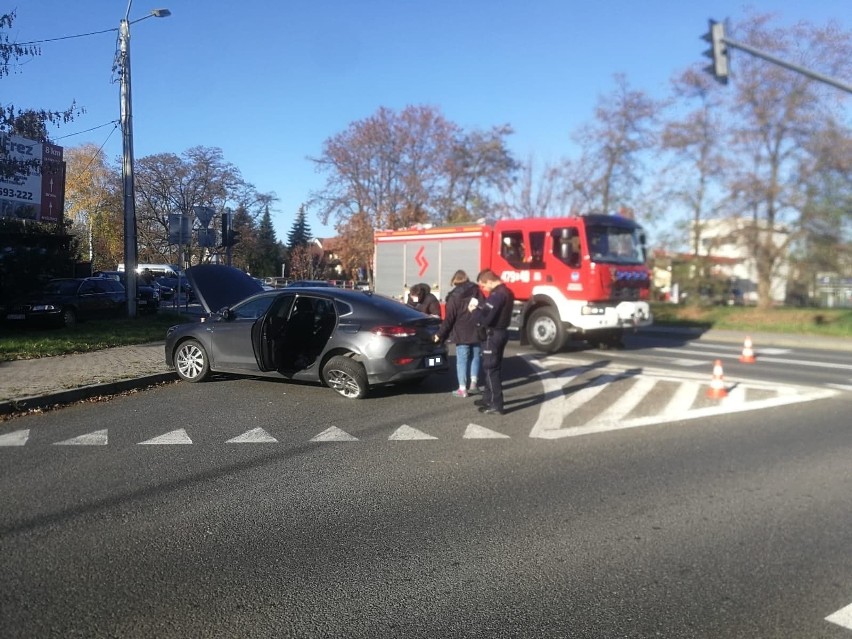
695 218 790 304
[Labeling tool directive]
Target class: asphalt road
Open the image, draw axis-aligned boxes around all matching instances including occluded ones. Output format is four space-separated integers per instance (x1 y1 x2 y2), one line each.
1 337 851 638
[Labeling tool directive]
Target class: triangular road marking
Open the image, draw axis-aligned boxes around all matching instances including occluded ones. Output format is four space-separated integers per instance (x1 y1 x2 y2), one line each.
0 429 30 446
826 602 852 629
464 423 510 439
54 429 108 446
227 427 278 444
389 424 437 440
139 429 193 445
311 426 358 442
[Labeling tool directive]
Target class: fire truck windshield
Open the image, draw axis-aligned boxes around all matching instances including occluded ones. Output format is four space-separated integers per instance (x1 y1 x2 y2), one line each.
586 224 645 265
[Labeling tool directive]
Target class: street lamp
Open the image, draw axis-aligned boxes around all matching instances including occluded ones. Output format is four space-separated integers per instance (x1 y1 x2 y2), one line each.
118 5 170 317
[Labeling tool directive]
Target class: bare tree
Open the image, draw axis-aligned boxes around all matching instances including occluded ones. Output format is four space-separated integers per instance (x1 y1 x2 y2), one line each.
659 68 729 256
134 146 269 266
503 156 566 219
724 12 852 307
569 74 659 216
310 104 518 264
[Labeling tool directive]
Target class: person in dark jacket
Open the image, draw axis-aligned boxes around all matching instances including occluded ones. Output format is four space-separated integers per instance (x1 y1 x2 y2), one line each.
434 270 484 397
406 283 441 316
470 269 515 415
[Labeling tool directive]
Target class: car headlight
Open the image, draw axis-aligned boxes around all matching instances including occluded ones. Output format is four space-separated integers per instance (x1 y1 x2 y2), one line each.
32 304 57 312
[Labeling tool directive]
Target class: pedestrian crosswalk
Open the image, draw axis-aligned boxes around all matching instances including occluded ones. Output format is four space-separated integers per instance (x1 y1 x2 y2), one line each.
0 356 839 448
524 354 839 439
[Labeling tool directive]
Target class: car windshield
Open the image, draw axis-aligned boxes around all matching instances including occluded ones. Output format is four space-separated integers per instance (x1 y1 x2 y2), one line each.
42 280 80 295
586 224 646 265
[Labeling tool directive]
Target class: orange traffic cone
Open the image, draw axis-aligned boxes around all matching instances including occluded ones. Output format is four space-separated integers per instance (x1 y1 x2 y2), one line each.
739 336 756 364
707 359 728 399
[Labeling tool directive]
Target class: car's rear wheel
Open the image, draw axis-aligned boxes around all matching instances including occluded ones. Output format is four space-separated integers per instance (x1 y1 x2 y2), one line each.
174 339 211 382
322 356 369 399
62 307 77 328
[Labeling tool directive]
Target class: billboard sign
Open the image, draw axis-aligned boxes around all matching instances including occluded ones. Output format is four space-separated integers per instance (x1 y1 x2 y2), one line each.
0 134 65 223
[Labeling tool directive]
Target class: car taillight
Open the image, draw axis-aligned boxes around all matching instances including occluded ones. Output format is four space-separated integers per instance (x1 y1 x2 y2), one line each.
372 325 417 338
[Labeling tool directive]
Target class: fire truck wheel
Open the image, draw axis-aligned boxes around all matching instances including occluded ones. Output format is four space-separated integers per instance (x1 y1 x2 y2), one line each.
527 307 565 353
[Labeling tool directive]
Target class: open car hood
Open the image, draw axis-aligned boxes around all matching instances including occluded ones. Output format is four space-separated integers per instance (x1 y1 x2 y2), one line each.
184 264 263 314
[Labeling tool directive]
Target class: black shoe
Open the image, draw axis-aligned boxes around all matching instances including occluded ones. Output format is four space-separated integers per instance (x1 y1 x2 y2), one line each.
473 399 488 407
478 406 504 415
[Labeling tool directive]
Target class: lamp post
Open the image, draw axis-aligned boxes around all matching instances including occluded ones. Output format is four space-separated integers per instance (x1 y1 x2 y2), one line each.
118 5 170 316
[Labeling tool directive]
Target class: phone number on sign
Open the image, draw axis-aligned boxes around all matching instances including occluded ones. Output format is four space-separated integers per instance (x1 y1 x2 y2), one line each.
0 187 34 200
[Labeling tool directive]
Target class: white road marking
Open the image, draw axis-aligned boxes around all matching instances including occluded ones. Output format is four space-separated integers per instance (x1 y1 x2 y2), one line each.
652 348 852 370
593 377 657 424
661 382 701 418
139 429 192 445
0 429 29 446
389 425 437 440
827 383 852 392
668 358 707 367
826 602 852 630
54 429 108 446
526 356 838 439
227 428 278 444
463 423 510 439
311 426 358 442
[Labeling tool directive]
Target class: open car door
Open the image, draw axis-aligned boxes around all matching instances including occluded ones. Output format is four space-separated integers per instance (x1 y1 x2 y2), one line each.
251 294 294 372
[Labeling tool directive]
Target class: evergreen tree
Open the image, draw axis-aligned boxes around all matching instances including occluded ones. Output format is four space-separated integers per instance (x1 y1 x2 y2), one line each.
251 206 285 277
286 205 313 249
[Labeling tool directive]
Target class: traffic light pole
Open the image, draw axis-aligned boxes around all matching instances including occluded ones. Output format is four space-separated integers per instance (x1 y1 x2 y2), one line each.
703 19 852 95
721 36 852 94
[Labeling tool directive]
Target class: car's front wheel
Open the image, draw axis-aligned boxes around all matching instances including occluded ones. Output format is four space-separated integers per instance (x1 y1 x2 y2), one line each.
527 306 565 353
174 339 211 382
322 356 369 399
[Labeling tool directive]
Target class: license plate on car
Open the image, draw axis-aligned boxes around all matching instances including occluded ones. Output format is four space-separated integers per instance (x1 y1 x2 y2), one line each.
425 355 443 367
6 314 25 320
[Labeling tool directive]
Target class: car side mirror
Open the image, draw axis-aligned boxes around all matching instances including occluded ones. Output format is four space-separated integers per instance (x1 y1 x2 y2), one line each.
218 307 233 320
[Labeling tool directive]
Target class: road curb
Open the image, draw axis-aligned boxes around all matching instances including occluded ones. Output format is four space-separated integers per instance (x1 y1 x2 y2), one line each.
0 372 178 417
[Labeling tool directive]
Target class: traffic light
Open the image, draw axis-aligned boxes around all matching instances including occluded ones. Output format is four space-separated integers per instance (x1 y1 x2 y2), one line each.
220 212 241 247
702 19 729 84
220 212 230 248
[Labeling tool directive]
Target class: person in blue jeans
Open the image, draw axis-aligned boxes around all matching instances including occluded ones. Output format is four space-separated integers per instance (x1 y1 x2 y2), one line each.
434 270 484 397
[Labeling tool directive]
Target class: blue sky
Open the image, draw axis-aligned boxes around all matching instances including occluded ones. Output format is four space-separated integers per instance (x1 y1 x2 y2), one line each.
4 1 849 243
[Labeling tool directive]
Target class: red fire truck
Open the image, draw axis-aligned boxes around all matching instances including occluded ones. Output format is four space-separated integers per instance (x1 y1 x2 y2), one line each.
373 214 653 352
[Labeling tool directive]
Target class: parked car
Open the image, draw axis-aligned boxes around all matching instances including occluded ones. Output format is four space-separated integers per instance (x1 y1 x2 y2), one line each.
156 276 194 301
285 280 334 287
4 277 127 327
164 265 448 399
94 271 159 314
253 277 276 291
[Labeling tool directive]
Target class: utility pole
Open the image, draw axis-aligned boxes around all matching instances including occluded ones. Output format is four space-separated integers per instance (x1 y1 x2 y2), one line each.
119 15 137 316
117 5 171 317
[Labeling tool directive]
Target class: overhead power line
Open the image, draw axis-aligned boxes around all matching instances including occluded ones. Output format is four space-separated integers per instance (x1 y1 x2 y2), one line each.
14 27 118 47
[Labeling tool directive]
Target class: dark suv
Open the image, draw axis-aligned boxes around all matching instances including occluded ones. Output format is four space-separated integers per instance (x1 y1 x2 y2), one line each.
5 277 127 328
95 271 160 314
